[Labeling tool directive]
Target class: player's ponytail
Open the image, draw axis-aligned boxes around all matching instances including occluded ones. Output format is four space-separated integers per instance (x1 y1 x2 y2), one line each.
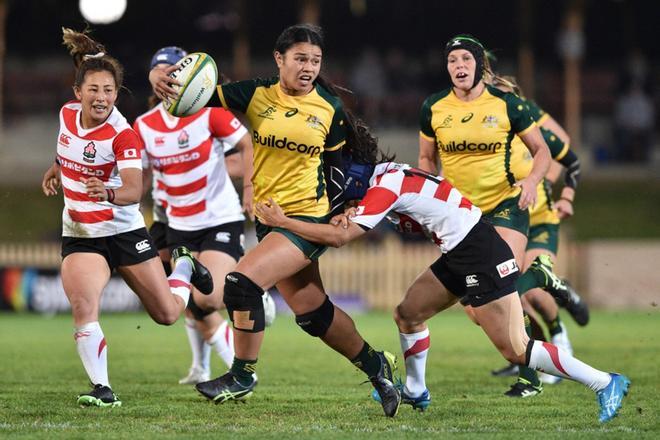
62 27 124 90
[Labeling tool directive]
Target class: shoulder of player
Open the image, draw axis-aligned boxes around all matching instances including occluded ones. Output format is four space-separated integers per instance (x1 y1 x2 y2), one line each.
485 84 525 105
421 88 451 111
313 83 345 112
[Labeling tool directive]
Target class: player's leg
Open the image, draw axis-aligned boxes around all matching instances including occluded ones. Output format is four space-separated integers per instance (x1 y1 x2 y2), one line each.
178 309 213 384
474 292 630 422
61 251 119 407
194 232 310 403
278 261 400 417
391 265 460 410
493 226 544 395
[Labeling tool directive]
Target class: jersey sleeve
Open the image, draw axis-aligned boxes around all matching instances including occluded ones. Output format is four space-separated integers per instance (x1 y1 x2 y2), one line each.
505 93 536 136
351 186 399 230
131 120 150 169
216 80 258 113
113 129 143 170
419 96 436 140
540 127 569 160
209 107 248 148
526 100 549 124
325 105 347 151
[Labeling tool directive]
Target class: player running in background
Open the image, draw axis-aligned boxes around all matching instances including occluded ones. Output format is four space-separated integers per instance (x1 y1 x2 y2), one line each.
417 34 579 398
135 46 275 385
489 74 589 395
255 134 630 423
41 28 212 408
149 24 401 417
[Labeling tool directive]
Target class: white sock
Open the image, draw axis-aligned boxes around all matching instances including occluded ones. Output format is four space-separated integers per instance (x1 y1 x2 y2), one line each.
184 318 210 372
527 340 611 391
399 328 430 397
168 258 193 306
74 321 109 387
208 320 234 368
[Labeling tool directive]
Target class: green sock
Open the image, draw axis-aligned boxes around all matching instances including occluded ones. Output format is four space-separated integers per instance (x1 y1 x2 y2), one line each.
350 342 381 377
547 315 563 336
516 269 545 296
230 357 257 386
518 314 541 387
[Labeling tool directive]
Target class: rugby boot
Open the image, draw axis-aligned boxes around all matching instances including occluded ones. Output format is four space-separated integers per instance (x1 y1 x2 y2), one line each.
369 351 401 417
504 378 543 398
561 279 590 326
172 246 214 294
597 373 630 423
77 384 121 408
195 371 256 404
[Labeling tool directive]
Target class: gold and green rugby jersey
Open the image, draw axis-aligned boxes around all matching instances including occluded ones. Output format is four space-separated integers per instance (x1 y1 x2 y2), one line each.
217 78 346 217
419 84 536 213
528 127 571 226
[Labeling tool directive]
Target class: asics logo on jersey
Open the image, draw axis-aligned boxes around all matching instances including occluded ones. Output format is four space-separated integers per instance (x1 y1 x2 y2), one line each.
253 131 321 157
58 133 71 146
135 240 152 253
152 152 201 168
59 157 106 177
461 113 474 123
285 108 299 117
438 140 502 153
257 106 276 119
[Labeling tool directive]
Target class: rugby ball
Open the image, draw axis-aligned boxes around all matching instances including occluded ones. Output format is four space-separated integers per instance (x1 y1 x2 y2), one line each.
165 52 218 117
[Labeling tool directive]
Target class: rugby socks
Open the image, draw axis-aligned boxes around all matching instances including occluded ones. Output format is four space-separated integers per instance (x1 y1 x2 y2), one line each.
518 314 541 387
184 318 211 373
399 328 430 397
168 257 193 306
230 357 257 386
526 340 611 392
74 321 109 387
351 342 382 377
515 270 545 296
208 320 235 368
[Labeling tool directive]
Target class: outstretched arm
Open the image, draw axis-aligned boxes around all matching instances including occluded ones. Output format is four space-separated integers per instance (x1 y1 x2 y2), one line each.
255 198 366 248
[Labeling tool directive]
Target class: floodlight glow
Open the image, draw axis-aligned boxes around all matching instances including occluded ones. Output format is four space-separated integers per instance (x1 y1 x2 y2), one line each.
79 0 127 25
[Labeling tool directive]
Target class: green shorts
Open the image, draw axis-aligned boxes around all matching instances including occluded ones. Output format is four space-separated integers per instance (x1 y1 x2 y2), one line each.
482 195 530 236
526 223 559 254
255 215 328 260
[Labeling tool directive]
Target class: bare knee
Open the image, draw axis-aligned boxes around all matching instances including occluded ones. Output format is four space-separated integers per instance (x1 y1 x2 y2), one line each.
148 307 179 326
394 303 426 332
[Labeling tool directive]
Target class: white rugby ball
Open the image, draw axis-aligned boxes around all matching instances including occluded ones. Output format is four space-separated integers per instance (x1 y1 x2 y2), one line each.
165 52 218 117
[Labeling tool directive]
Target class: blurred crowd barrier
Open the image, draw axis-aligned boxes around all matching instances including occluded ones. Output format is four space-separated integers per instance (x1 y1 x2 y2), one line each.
1 234 658 313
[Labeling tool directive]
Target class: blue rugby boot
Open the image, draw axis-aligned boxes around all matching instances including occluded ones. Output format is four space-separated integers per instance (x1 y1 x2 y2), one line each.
372 379 431 411
597 373 631 423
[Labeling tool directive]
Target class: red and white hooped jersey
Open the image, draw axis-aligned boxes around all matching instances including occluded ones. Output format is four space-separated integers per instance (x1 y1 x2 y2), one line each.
56 101 145 238
351 163 482 253
133 104 247 231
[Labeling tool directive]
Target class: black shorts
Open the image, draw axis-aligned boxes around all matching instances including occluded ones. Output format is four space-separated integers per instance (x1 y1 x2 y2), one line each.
429 220 519 307
167 221 244 261
149 221 168 251
61 227 158 270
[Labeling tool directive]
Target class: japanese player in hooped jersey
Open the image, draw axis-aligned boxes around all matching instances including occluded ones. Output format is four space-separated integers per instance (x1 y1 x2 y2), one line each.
133 104 248 231
56 100 144 237
216 77 346 218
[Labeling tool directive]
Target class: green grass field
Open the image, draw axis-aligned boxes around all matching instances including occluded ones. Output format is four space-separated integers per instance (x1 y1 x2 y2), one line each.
0 310 658 439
